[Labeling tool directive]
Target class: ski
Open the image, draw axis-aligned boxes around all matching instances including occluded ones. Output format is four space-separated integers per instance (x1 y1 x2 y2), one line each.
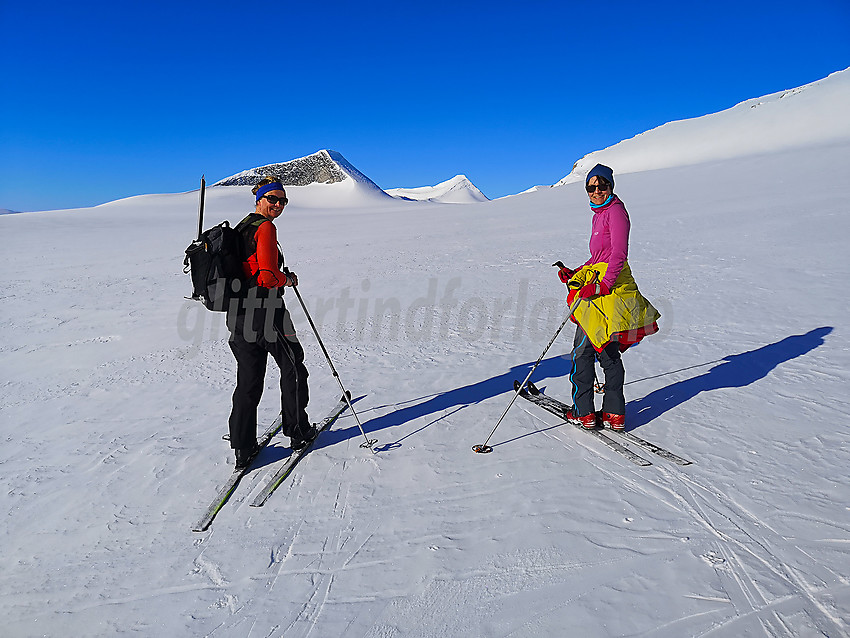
607 427 692 465
192 414 285 532
250 392 351 508
515 381 652 467
526 381 692 466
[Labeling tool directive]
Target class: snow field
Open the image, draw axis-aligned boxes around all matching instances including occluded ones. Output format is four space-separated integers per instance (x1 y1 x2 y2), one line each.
2 136 850 635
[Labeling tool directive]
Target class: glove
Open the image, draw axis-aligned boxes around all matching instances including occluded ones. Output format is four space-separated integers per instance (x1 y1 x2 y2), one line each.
558 266 576 284
552 261 576 284
283 271 298 287
578 280 610 299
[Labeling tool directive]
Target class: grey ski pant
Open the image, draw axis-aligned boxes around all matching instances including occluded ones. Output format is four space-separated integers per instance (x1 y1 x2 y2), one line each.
570 325 626 417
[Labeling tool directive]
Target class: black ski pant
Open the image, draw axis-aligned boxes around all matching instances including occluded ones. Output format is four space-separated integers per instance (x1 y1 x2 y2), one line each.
570 325 626 418
227 301 309 451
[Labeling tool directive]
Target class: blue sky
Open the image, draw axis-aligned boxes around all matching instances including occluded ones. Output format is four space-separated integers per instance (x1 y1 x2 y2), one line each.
1 0 848 211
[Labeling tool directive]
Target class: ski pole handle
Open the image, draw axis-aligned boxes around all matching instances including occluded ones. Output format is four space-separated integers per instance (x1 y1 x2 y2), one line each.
568 268 599 289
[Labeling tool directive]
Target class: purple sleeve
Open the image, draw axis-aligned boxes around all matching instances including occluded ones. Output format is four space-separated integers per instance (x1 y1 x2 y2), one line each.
602 204 630 289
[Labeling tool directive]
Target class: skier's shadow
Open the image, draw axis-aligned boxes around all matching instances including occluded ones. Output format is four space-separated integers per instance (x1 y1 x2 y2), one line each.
322 326 832 447
627 326 833 428
320 354 574 449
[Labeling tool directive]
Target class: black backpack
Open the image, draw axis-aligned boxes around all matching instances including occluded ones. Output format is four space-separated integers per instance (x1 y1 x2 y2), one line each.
184 215 266 311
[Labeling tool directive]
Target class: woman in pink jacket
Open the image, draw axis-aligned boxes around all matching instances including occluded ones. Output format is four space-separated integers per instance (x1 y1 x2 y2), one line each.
557 164 659 431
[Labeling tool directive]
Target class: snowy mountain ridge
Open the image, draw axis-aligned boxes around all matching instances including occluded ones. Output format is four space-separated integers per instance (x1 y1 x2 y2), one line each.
557 66 850 185
211 150 490 206
385 174 489 203
204 68 850 201
210 149 395 208
213 149 390 198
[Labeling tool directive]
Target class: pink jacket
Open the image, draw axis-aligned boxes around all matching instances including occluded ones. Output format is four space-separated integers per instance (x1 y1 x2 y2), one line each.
582 194 630 290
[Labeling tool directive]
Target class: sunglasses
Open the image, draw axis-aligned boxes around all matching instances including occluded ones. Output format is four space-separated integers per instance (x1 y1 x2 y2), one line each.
262 194 288 206
585 183 611 193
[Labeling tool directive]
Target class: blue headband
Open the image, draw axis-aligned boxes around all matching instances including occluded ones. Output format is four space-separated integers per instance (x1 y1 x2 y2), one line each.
255 182 284 202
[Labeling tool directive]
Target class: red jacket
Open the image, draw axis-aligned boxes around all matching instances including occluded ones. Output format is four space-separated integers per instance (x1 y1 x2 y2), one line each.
242 219 288 288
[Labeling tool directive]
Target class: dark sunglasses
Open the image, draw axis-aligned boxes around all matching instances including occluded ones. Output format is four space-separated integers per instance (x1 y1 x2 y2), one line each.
263 194 288 206
585 183 610 193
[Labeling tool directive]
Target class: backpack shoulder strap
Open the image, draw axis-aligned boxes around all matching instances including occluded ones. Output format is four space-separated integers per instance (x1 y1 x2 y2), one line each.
235 212 267 233
234 213 269 259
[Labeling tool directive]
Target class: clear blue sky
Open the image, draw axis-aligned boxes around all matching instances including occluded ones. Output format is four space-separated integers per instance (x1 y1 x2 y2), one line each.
1 0 848 211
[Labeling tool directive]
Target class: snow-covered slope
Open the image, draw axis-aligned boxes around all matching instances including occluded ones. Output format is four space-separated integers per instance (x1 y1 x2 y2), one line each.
213 149 393 207
3 74 850 636
3 142 850 636
386 174 489 203
558 67 850 185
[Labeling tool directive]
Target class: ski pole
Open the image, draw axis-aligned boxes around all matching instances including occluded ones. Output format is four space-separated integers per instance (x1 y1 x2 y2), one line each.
289 283 377 452
196 175 206 241
473 272 597 454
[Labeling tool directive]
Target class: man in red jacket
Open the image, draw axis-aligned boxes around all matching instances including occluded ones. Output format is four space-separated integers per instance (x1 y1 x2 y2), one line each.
227 177 314 468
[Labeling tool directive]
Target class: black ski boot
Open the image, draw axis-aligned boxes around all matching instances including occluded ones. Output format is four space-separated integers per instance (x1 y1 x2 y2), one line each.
234 443 260 470
290 424 318 452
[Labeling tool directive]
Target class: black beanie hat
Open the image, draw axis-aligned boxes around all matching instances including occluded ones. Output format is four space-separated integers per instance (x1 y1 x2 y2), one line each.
586 164 614 189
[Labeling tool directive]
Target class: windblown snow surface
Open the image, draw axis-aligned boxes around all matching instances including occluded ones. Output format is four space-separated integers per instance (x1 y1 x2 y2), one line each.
2 78 850 637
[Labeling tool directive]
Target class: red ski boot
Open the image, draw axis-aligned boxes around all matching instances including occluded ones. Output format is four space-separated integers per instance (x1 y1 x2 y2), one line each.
562 405 599 429
603 412 626 431
575 412 599 429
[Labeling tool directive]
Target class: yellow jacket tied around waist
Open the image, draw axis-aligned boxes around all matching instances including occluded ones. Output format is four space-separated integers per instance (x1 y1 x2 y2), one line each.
568 261 660 352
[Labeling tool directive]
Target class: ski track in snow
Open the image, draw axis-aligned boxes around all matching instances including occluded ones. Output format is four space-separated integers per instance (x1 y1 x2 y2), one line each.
507 404 848 637
619 466 846 637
